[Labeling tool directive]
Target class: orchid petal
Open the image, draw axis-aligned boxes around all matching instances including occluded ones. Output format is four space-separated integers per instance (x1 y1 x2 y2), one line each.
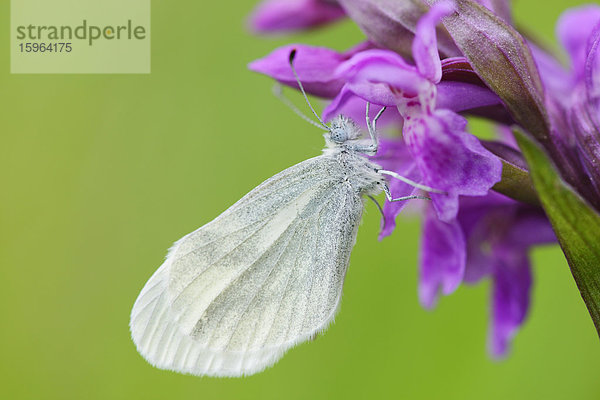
436 81 502 112
412 0 455 83
336 49 426 96
529 43 573 99
323 83 399 122
370 139 419 238
403 109 503 221
248 43 371 98
249 0 346 33
322 89 403 127
556 5 600 78
419 206 466 308
489 252 532 358
585 22 600 100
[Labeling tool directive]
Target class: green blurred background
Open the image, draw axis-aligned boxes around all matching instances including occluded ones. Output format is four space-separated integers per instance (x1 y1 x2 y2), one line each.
1 1 598 399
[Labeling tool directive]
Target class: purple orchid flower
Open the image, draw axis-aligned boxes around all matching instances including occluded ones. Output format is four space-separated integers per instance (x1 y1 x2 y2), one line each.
327 1 502 223
248 0 346 33
250 2 503 223
460 193 555 357
370 139 421 238
416 190 556 356
250 0 505 328
419 192 555 357
533 5 600 205
246 0 600 357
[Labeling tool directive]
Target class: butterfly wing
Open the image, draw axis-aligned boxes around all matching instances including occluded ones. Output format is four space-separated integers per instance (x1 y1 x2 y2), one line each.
130 155 365 376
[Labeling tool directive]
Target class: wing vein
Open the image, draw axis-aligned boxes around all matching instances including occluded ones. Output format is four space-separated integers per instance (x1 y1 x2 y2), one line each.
131 273 168 327
170 219 276 305
174 219 266 261
297 186 350 336
175 163 335 260
259 187 343 349
171 182 334 306
204 214 308 349
230 209 315 353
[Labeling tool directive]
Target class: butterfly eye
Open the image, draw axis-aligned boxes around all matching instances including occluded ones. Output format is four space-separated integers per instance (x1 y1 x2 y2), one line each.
330 127 348 143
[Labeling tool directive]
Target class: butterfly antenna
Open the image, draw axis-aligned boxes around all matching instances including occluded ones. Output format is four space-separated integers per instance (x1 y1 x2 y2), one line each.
272 84 329 131
288 49 331 131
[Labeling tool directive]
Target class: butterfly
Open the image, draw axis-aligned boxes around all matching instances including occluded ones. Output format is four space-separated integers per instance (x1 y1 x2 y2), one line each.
130 50 438 377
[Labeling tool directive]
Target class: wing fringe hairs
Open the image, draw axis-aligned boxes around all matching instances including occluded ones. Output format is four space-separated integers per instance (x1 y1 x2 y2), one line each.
130 154 374 376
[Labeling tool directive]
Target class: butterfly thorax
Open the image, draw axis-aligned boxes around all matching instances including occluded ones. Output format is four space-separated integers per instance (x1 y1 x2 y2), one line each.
320 146 384 198
320 115 385 197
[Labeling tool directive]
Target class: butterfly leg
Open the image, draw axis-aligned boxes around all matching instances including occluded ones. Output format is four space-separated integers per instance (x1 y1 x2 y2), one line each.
365 102 387 152
382 182 431 202
367 194 385 219
379 169 446 194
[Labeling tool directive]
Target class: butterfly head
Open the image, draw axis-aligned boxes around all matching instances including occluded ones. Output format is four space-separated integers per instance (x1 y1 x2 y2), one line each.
327 115 361 144
286 50 364 148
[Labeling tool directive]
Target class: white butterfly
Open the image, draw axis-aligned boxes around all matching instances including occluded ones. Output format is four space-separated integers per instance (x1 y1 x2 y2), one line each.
130 50 438 377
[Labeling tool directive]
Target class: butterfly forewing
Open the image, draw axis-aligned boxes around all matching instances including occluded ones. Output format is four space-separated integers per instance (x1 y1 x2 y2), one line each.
130 154 367 376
